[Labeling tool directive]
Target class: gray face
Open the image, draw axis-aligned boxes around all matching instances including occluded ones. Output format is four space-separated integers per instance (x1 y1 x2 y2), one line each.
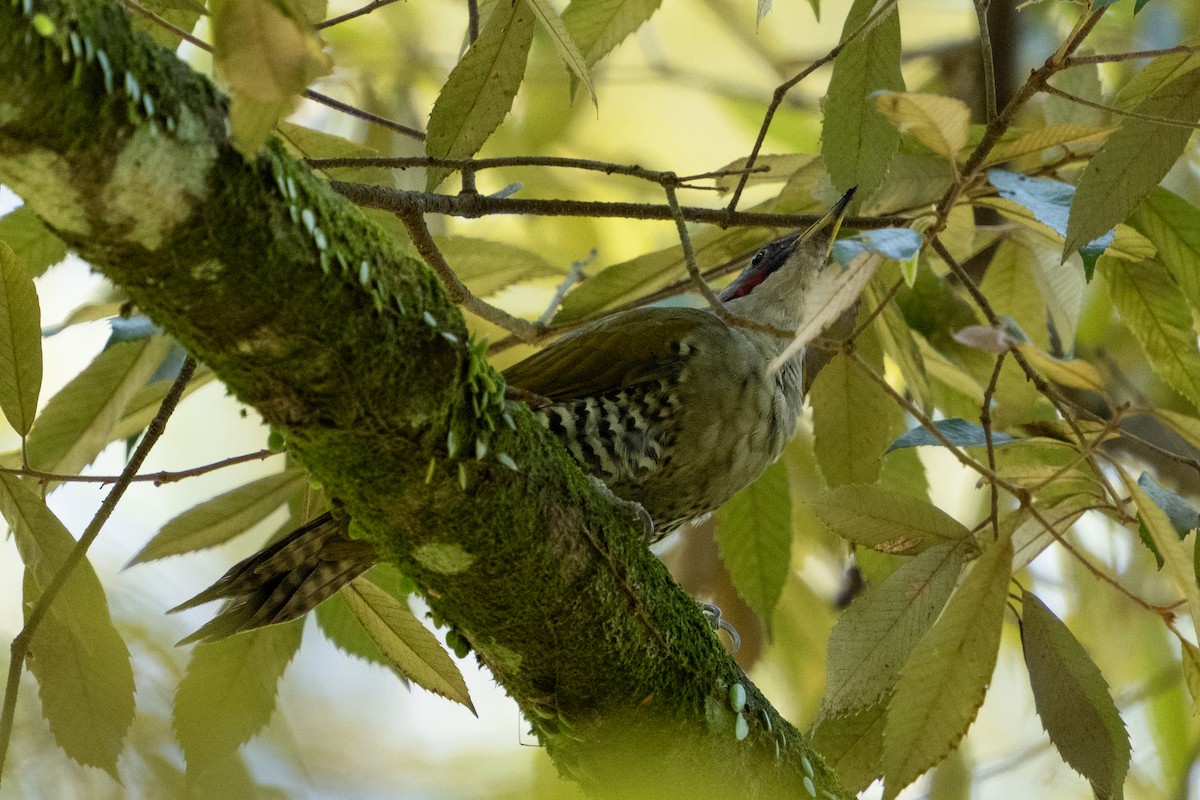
718 234 803 303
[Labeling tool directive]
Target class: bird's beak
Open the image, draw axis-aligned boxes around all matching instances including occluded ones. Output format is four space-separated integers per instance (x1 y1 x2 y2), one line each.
808 187 856 261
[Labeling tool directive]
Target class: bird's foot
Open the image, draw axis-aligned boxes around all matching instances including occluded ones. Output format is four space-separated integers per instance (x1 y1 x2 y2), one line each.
586 475 655 542
699 602 741 652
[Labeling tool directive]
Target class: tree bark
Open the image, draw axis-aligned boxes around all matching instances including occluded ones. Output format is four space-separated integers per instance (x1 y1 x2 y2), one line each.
0 2 848 797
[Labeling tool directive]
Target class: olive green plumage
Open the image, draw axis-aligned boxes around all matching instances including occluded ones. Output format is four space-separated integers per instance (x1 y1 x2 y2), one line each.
175 190 855 641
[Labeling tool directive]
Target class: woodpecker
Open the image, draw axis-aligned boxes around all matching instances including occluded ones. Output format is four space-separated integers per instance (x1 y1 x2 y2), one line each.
174 189 856 643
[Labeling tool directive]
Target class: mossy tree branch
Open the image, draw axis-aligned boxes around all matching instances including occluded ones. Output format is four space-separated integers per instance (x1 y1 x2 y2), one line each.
0 2 845 798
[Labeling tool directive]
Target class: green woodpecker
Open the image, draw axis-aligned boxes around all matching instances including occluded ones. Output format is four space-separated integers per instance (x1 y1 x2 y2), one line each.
174 190 856 643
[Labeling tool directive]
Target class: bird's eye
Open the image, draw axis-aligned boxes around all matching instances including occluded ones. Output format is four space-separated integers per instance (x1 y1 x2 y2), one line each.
750 250 766 267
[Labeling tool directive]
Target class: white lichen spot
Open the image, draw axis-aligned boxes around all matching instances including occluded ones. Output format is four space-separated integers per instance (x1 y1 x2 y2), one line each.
100 123 217 250
413 542 475 574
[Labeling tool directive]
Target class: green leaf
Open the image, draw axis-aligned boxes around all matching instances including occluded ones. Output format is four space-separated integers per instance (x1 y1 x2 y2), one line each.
1100 258 1200 411
0 205 67 278
560 0 662 68
809 703 885 794
820 0 903 204
1137 472 1198 537
1130 188 1200 315
315 585 390 666
1182 640 1200 710
1112 50 1200 111
25 334 173 477
715 460 791 631
435 235 563 297
1066 67 1200 258
425 1 536 189
887 418 1017 452
809 485 974 554
882 533 1012 800
341 578 475 711
0 242 42 435
132 0 205 49
0 474 135 776
174 620 304 769
129 468 308 564
820 542 964 716
810 350 902 487
988 169 1112 274
1123 469 1200 649
525 0 596 105
873 92 970 160
1021 592 1130 800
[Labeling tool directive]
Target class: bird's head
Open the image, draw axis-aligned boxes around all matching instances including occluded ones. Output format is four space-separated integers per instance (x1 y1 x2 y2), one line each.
719 188 856 331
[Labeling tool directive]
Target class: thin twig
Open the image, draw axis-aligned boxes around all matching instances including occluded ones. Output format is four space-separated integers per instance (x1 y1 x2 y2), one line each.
0 358 198 781
538 252 593 326
302 90 426 140
332 181 904 229
467 0 480 43
981 353 1006 541
1042 83 1200 131
0 449 277 487
1065 44 1200 66
395 203 544 342
316 0 403 29
974 0 998 124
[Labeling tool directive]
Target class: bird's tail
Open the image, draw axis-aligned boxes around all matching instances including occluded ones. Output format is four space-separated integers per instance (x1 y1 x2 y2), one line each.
172 511 376 645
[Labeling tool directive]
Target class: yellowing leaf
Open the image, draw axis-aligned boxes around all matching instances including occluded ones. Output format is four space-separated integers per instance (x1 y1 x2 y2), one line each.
1017 345 1105 392
1100 258 1200 412
341 577 475 712
25 334 172 478
210 0 331 153
0 242 42 435
1065 68 1200 257
874 92 970 160
985 124 1114 166
809 485 973 554
525 0 595 105
882 533 1012 800
1021 592 1130 800
174 621 304 768
425 1 536 189
0 474 135 776
820 542 964 716
820 0 903 204
130 468 308 564
715 460 791 632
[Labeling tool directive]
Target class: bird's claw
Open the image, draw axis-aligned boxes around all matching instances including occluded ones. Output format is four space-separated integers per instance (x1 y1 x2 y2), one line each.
698 602 741 652
586 475 655 542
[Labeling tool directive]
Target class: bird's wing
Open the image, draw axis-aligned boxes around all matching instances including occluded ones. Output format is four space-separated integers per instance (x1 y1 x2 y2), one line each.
503 307 725 402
